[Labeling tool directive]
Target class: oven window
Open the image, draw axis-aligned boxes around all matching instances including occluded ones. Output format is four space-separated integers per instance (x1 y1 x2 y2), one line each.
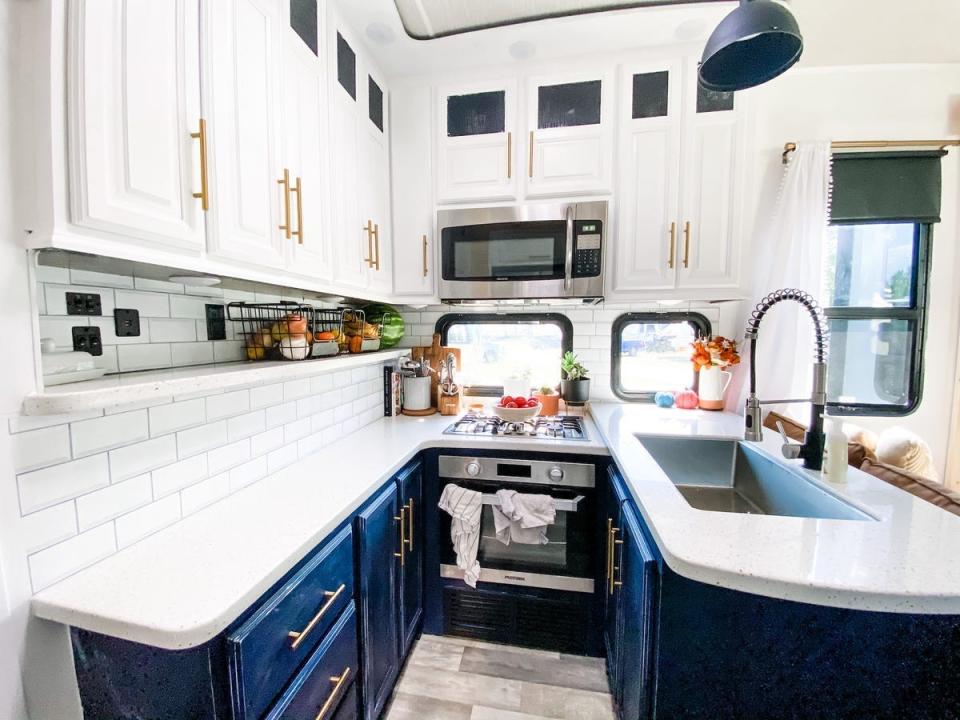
438 313 572 396
442 221 566 281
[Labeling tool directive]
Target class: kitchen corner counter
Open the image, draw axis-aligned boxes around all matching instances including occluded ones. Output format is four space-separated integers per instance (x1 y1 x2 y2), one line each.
31 413 607 649
588 403 960 615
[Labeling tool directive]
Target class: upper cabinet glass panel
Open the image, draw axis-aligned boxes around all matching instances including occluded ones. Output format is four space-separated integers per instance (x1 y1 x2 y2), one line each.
369 76 384 132
447 91 505 137
337 32 356 99
537 80 601 129
696 84 734 113
631 71 669 119
290 0 318 55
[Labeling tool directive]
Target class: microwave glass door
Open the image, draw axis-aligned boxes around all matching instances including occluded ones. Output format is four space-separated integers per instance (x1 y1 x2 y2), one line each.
442 221 567 281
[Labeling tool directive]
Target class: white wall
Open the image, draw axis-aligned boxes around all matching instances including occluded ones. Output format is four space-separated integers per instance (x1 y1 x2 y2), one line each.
736 63 960 480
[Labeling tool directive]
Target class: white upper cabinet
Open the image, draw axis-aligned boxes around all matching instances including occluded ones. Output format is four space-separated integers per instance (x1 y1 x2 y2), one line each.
362 67 393 293
525 70 614 198
67 0 205 252
390 81 435 298
435 80 519 204
282 0 331 281
202 0 287 269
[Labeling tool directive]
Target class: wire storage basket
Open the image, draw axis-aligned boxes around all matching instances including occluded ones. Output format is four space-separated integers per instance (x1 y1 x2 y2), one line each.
341 309 382 354
305 307 343 358
227 301 315 361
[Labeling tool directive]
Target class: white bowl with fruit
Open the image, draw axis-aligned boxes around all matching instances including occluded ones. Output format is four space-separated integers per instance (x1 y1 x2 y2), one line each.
491 395 541 423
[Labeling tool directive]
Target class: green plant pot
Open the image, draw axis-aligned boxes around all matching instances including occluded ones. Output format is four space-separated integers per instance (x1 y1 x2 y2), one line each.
561 379 590 406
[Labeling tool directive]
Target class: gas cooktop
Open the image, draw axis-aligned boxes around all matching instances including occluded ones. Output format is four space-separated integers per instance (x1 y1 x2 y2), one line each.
443 413 588 441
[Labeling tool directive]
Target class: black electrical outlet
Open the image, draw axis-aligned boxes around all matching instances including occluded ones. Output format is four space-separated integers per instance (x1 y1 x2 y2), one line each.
114 308 140 337
72 326 103 356
66 292 102 316
205 304 227 341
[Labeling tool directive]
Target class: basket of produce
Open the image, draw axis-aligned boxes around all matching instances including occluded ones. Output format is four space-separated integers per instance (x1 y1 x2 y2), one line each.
342 309 381 353
306 307 343 357
227 301 314 361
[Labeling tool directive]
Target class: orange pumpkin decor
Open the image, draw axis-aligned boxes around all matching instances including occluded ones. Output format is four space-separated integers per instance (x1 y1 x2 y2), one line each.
674 388 699 410
691 336 741 371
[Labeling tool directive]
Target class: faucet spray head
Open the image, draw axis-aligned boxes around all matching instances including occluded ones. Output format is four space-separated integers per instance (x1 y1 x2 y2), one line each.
744 394 763 442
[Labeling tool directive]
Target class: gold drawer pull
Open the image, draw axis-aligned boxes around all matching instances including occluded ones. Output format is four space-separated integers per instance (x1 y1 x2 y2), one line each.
405 499 414 552
190 118 209 211
683 221 691 269
292 175 303 244
614 538 624 589
287 584 346 651
315 667 351 720
507 131 512 179
422 235 428 277
278 168 292 239
528 130 534 178
363 220 374 267
607 523 619 596
373 223 381 270
668 222 676 269
394 507 405 566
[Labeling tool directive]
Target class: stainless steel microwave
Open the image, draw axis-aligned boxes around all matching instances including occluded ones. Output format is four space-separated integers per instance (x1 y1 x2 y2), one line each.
438 201 607 303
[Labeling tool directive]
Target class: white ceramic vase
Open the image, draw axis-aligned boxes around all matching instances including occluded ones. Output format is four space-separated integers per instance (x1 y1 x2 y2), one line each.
698 365 732 411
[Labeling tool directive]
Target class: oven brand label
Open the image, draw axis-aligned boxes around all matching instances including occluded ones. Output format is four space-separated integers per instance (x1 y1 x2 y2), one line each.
504 575 527 582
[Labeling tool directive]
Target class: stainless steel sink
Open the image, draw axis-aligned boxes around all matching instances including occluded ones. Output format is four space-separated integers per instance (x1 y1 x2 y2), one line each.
638 437 874 521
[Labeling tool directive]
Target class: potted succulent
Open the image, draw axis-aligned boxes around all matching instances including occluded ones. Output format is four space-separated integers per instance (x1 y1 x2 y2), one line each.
560 351 590 406
534 385 561 416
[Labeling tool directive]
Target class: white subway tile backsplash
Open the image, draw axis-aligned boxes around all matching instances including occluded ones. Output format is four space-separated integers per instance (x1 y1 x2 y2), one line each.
77 474 152 531
228 410 266 441
250 427 284 457
12 425 72 473
70 269 134 289
109 435 177 481
267 443 298 474
283 380 311 402
39 317 86 347
21 502 78 554
18 455 110 515
114 290 170 318
208 439 251 475
171 342 215 366
250 383 285 409
37 265 71 284
229 456 268 491
283 418 311 444
149 398 206 436
9 409 103 434
118 344 172 372
149 318 197 343
169 295 210 319
297 430 326 457
91 317 149 346
310 374 333 394
318 390 342 411
180 473 230 516
333 404 353 424
71 410 149 458
44 285 116 316
206 390 250 421
134 277 185 294
266 401 297 429
311 409 335 432
213 340 245 363
115 496 181 549
29 523 117 592
152 455 209 498
177 421 228 458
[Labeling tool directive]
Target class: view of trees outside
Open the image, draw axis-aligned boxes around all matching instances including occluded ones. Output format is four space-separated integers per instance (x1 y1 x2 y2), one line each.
618 321 698 393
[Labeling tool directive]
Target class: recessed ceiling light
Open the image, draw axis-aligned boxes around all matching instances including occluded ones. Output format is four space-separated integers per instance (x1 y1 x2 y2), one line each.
675 18 707 42
508 40 536 60
168 275 221 287
366 22 396 46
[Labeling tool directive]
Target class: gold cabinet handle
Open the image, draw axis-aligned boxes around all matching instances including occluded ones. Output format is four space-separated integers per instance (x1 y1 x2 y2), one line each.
405 499 414 552
605 519 612 593
278 168 292 239
608 523 620 596
292 175 303 244
507 131 512 179
528 130 534 178
314 666 351 720
363 220 374 267
613 538 624 589
394 507 405 566
190 118 209 211
422 235 429 277
288 584 346 651
683 221 691 269
373 223 381 270
668 222 676 269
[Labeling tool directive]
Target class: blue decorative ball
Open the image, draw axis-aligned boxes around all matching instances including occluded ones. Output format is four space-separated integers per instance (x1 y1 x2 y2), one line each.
654 391 675 408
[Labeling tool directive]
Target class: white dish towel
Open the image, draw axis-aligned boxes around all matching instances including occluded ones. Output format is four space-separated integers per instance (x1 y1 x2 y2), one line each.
438 483 483 587
491 489 556 546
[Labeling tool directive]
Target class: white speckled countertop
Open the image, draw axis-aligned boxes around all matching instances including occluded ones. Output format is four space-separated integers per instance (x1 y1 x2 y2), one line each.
589 403 960 615
31 412 607 649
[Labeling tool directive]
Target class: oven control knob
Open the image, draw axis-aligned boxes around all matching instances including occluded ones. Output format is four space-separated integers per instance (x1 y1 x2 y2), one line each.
465 461 482 477
547 466 564 482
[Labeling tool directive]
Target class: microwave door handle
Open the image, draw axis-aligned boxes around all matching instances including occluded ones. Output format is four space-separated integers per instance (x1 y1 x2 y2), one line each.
564 205 574 293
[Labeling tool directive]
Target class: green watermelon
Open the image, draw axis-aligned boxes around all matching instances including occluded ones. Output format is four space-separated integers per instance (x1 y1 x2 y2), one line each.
363 303 405 349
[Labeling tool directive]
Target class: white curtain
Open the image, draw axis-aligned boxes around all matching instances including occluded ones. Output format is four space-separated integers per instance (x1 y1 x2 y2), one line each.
730 141 833 420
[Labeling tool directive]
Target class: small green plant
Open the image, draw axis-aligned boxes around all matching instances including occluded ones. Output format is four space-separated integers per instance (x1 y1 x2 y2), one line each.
538 385 555 395
561 351 589 381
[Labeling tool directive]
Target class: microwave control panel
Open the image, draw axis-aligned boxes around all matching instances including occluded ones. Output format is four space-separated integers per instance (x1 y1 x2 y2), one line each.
573 221 603 277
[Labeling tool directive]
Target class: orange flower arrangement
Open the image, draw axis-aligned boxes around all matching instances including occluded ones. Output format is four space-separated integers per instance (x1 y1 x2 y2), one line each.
691 336 741 371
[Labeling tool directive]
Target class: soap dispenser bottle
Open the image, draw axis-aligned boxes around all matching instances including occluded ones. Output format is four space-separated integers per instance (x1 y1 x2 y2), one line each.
822 416 848 482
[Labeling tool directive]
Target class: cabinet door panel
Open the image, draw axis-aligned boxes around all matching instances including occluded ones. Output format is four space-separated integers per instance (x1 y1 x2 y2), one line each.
355 483 401 720
362 67 392 294
603 468 631 698
678 120 737 289
398 462 424 657
69 0 204 251
203 0 286 268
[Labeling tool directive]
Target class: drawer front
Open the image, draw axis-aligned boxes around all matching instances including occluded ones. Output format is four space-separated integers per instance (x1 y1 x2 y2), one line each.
267 602 359 720
229 524 354 720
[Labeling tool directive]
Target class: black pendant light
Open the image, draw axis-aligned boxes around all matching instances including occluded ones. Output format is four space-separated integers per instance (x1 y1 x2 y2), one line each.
699 0 803 92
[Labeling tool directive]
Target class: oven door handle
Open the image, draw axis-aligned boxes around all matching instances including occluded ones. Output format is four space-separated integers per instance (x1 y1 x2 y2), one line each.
481 494 585 512
563 205 574 293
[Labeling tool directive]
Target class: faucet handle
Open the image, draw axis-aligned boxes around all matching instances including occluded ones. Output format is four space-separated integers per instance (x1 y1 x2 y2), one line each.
776 421 803 460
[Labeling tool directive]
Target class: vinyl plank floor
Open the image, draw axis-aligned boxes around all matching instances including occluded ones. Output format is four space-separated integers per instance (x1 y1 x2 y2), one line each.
385 635 614 720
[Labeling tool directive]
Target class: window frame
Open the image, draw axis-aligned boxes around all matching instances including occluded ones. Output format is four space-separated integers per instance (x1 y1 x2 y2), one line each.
436 313 573 397
610 312 712 402
824 222 931 417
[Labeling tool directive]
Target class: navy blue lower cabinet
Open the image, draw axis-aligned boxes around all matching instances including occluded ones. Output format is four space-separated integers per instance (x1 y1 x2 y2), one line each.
398 460 424 658
354 482 402 719
602 466 632 696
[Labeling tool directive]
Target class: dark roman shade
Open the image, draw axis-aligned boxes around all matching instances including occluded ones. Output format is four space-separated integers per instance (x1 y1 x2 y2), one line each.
830 151 946 224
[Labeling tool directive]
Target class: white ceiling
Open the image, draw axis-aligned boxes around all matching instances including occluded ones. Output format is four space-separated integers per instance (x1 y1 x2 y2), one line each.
392 0 728 39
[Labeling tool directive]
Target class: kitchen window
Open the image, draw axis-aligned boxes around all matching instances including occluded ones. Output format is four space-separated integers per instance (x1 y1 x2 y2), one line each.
611 313 711 401
823 151 943 416
437 314 572 396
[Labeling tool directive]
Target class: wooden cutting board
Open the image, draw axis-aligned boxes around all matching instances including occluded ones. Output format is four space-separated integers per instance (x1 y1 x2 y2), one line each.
410 333 461 408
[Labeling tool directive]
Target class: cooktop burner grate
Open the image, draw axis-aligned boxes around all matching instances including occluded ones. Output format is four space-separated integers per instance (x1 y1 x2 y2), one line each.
444 414 588 441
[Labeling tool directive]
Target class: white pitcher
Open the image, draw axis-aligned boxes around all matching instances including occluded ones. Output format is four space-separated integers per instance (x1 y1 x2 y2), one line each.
698 366 732 411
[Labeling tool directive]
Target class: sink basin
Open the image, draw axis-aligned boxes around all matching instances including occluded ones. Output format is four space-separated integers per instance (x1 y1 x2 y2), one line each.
638 437 873 521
